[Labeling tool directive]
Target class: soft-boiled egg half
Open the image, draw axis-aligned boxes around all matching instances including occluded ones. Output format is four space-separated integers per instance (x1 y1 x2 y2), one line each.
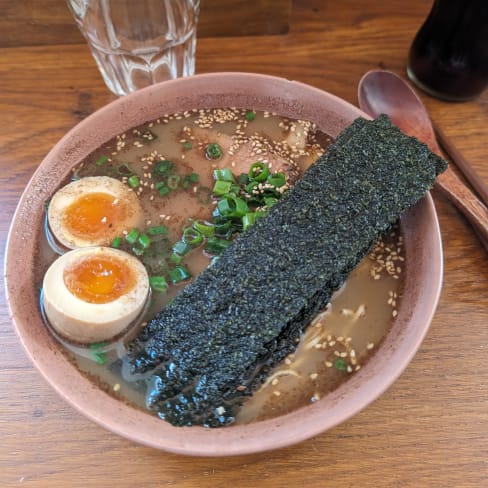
42 246 150 345
48 176 143 249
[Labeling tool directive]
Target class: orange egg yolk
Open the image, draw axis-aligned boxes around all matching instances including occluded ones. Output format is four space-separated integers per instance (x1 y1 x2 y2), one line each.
63 254 136 304
62 192 129 240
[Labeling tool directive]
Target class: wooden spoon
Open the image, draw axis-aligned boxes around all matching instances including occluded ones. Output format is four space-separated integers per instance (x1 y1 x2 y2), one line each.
358 69 488 251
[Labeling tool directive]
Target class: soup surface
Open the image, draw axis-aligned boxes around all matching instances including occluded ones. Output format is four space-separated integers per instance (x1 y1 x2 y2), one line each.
37 108 404 423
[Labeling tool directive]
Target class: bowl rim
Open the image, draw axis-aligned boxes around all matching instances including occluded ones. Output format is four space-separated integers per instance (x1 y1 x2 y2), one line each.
4 72 443 456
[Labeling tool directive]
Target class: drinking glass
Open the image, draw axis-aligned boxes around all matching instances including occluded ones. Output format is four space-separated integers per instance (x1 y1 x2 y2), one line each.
67 0 200 96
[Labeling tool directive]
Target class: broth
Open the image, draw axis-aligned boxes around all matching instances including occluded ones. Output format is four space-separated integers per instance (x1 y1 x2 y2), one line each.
37 108 403 424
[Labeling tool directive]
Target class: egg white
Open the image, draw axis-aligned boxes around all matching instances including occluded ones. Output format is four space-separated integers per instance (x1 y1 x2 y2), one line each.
48 176 143 249
42 247 150 344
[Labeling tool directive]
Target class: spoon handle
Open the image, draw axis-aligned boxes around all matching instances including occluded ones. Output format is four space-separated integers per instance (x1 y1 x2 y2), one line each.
436 167 488 251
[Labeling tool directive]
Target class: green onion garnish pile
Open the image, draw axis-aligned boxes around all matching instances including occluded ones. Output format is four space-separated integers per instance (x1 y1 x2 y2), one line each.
110 162 288 296
169 162 288 259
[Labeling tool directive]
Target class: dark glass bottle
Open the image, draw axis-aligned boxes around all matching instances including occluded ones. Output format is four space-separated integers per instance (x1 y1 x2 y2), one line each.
407 0 488 101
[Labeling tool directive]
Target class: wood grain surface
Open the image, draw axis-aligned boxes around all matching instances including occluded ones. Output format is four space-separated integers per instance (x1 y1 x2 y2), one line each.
0 0 291 47
1 0 487 486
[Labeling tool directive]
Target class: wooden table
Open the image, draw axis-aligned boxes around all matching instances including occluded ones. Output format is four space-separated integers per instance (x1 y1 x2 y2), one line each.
1 1 487 486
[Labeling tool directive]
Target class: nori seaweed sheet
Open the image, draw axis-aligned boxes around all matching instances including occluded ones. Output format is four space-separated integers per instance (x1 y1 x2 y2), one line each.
126 115 447 427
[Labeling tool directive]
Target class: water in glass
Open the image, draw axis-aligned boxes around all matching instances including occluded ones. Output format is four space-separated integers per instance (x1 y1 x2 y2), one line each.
67 0 200 96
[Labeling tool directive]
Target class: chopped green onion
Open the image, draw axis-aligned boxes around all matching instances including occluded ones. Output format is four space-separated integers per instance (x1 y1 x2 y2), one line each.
242 211 267 230
170 253 182 265
217 194 249 217
111 236 122 248
189 172 199 183
237 173 250 186
95 155 108 166
214 220 232 237
217 198 235 216
206 143 223 160
267 172 286 188
172 240 192 256
125 228 139 244
158 186 170 196
213 180 232 196
204 236 232 255
334 358 347 371
169 265 192 284
245 181 259 194
154 160 174 176
248 162 269 182
213 168 235 182
182 141 193 150
138 233 151 249
149 276 168 293
193 220 215 237
147 225 168 235
167 174 181 190
92 351 107 365
264 196 278 208
182 176 190 190
182 227 203 246
128 175 140 188
245 110 256 121
155 181 166 190
242 212 256 230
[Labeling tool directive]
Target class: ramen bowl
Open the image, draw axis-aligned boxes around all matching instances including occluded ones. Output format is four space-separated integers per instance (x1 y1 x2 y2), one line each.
4 72 442 456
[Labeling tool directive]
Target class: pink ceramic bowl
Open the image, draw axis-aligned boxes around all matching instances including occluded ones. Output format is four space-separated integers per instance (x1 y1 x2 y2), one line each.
4 73 442 456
